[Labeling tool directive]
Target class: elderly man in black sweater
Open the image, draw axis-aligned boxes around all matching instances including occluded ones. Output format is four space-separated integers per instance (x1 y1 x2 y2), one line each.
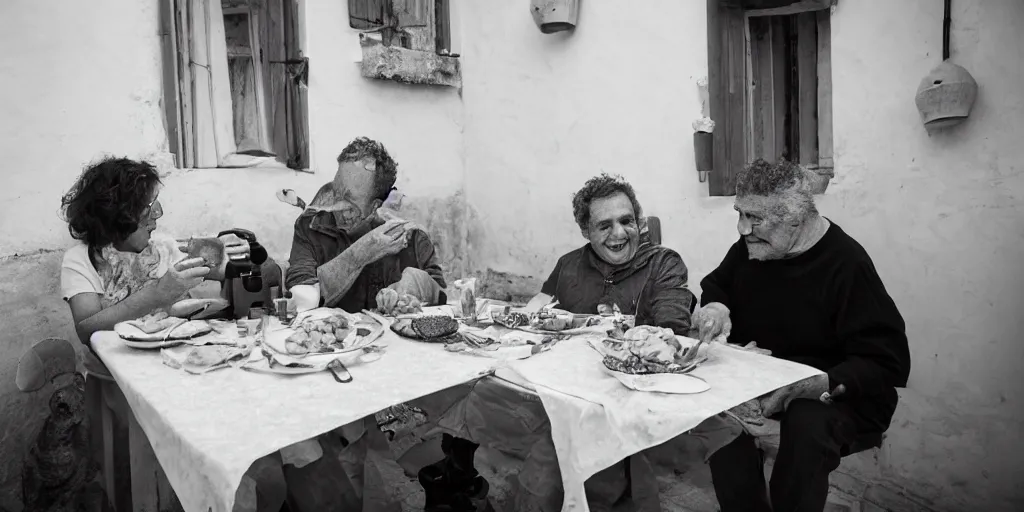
693 159 911 512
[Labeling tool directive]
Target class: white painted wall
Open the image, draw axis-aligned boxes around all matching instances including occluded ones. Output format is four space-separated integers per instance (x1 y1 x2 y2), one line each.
1 0 1021 510
460 0 1024 510
821 1 1024 510
0 0 172 256
461 0 737 280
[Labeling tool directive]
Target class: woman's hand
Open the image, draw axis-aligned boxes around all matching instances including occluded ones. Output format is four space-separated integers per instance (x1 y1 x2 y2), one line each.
156 257 210 301
218 233 251 260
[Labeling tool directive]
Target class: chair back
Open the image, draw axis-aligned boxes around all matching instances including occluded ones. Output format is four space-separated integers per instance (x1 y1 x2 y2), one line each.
644 216 663 245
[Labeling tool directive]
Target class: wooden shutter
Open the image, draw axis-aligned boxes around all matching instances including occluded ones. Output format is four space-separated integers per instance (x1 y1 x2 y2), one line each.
394 0 429 27
707 0 748 196
349 0 387 29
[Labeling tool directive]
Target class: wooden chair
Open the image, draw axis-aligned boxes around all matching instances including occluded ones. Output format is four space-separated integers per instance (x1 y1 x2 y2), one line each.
644 216 663 245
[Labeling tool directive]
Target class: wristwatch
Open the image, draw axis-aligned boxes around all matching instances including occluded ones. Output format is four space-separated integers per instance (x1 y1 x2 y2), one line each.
819 391 834 405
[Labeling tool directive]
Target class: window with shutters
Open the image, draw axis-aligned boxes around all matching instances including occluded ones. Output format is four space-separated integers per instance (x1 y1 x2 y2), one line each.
349 0 454 56
706 0 834 196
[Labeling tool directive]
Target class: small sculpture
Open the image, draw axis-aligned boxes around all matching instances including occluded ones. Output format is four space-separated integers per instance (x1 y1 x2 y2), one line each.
15 338 110 512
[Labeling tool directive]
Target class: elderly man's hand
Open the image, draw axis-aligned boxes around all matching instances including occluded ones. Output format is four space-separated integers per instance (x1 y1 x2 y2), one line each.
758 373 832 417
387 267 441 305
354 220 410 266
693 302 732 343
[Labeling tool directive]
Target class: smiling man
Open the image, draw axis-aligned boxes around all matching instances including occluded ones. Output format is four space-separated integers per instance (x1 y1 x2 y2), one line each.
516 173 697 510
526 173 697 334
695 159 911 512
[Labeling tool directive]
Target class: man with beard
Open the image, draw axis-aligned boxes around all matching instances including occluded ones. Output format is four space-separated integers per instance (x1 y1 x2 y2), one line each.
694 159 911 512
284 137 486 512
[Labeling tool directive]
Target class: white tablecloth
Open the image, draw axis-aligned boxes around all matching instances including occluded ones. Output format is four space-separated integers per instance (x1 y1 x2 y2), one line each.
505 339 824 512
91 330 496 512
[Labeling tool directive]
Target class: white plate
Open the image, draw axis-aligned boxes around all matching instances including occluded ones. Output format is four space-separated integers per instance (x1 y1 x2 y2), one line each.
263 309 384 357
243 360 327 375
124 339 186 350
114 320 214 343
169 298 230 320
392 305 456 319
244 347 383 375
600 366 710 394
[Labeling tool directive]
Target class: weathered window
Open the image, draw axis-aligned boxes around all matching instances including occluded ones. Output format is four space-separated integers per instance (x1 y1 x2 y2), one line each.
159 0 311 170
706 0 834 196
349 0 454 56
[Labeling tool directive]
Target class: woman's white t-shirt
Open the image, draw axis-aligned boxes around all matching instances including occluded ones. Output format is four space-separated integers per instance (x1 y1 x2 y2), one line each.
60 243 105 301
59 233 186 307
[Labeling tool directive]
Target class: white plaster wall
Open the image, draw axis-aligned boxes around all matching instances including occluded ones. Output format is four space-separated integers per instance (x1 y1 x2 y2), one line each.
303 0 465 199
460 0 737 283
461 0 1023 510
0 0 172 256
821 1 1024 510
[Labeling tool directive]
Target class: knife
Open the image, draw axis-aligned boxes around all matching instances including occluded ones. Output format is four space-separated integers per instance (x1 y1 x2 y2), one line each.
327 359 353 383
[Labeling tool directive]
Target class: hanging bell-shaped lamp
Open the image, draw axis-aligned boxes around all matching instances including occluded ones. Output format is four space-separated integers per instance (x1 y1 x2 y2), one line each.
914 0 978 129
530 0 580 34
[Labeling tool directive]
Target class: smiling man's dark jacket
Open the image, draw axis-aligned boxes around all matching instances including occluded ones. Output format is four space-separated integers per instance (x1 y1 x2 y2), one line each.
540 237 696 335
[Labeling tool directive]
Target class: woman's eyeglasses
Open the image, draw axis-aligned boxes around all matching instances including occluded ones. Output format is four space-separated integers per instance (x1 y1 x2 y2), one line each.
141 198 163 220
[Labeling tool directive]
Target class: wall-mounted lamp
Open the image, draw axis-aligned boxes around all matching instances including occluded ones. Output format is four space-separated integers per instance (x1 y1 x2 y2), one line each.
530 0 580 34
914 0 978 130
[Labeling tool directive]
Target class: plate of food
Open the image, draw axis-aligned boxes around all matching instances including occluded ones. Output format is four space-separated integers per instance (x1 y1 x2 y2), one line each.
244 344 384 376
589 325 711 394
114 312 214 348
168 298 230 320
263 308 385 357
488 305 632 336
388 314 462 343
161 344 253 374
374 288 425 316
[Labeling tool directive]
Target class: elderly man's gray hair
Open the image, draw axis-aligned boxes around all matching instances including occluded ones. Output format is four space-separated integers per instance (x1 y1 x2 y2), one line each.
735 159 818 221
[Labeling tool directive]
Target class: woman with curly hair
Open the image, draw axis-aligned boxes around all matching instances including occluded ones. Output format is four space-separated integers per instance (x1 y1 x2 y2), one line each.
59 157 286 512
59 157 220 353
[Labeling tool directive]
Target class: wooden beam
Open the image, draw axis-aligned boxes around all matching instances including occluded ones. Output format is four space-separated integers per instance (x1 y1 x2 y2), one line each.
795 11 818 165
175 0 195 168
435 0 451 54
748 16 773 161
159 0 183 168
708 0 748 197
770 16 787 161
746 0 831 17
816 10 833 169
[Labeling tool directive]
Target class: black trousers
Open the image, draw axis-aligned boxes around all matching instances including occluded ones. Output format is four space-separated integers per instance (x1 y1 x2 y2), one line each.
709 398 872 512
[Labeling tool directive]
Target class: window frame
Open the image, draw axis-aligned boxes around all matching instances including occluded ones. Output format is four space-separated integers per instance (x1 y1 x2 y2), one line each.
706 0 834 196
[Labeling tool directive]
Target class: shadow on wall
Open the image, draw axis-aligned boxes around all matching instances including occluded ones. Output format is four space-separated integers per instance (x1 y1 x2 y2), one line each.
0 251 81 510
396 191 470 285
